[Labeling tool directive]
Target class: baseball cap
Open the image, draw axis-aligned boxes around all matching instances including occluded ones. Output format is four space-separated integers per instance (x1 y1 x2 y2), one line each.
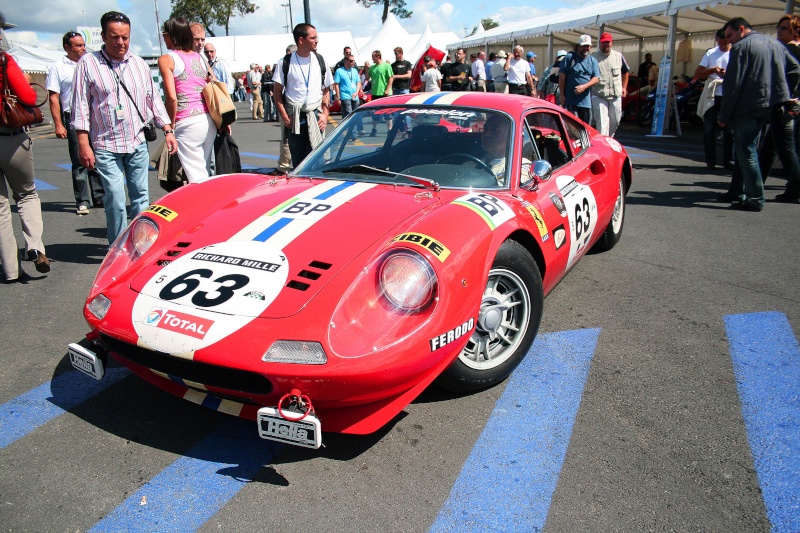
496 50 507 58
600 32 613 42
578 34 592 47
526 51 536 58
556 49 568 58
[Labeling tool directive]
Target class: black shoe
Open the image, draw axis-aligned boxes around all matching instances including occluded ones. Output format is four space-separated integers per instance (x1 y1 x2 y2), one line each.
369 129 377 137
706 162 716 170
775 192 800 204
730 200 763 212
723 161 733 170
717 192 739 203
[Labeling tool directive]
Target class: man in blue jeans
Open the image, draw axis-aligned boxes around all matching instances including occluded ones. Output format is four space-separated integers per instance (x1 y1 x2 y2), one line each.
72 11 177 243
718 17 800 210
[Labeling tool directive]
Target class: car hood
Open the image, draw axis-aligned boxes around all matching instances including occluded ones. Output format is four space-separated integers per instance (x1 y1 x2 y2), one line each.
131 178 442 319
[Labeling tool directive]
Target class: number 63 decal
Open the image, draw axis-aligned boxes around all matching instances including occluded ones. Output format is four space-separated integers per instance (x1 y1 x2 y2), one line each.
158 268 249 308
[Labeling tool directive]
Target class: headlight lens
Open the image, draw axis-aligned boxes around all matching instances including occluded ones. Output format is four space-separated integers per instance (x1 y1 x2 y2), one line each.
91 216 160 296
379 251 437 311
87 294 112 320
131 217 159 258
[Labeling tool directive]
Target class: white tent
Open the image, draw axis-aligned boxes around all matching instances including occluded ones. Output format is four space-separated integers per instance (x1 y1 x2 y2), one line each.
7 40 64 74
356 12 414 63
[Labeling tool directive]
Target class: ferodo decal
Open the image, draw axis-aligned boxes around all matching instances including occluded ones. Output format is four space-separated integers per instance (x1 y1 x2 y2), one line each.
430 317 475 351
452 193 514 230
555 175 598 268
392 232 451 262
523 203 549 243
132 240 289 356
146 204 178 222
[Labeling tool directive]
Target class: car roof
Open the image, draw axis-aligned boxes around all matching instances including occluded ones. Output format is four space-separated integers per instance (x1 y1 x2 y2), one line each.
358 92 556 115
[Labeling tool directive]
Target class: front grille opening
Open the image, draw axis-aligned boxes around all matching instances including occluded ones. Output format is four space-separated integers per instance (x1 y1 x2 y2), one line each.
156 259 172 266
176 242 192 248
101 335 272 395
166 250 181 257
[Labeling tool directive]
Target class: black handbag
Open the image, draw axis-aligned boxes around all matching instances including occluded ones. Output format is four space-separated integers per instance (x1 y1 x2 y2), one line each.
101 52 158 142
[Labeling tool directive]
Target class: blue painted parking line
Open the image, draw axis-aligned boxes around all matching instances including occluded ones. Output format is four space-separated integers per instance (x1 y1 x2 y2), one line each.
725 311 800 533
240 151 279 160
0 368 130 449
431 328 600 532
55 163 71 171
89 418 282 533
34 178 58 191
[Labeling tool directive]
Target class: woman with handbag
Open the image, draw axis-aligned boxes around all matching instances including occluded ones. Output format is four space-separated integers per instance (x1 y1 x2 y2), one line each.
0 12 49 282
158 17 215 183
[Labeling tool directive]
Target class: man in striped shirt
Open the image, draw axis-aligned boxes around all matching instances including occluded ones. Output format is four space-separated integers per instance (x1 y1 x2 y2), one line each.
72 11 177 244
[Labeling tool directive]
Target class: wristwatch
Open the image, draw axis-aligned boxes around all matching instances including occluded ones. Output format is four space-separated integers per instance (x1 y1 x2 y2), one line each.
164 129 175 134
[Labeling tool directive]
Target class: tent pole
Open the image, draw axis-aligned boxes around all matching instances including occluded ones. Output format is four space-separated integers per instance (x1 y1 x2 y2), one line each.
547 33 554 65
787 0 795 14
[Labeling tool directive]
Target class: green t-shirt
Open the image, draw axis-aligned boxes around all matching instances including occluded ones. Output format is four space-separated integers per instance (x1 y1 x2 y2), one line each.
369 62 394 96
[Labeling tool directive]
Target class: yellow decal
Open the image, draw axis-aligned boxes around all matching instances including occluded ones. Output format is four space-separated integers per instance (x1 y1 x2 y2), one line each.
392 232 451 262
525 205 550 242
147 204 178 222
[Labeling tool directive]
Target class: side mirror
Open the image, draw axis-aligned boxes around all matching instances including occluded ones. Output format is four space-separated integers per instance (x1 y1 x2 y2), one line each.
522 159 553 190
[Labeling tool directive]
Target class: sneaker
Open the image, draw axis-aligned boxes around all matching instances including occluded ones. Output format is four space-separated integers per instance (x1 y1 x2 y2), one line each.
369 129 377 137
77 205 89 215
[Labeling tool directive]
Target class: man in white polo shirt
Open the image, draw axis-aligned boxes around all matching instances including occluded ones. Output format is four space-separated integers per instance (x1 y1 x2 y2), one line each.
46 31 105 215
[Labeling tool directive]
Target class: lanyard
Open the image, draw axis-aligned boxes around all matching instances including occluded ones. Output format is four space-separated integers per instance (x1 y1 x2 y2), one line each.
101 50 126 109
293 52 311 102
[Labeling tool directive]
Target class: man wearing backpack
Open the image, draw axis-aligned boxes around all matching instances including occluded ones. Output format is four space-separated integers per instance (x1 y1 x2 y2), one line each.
274 24 334 168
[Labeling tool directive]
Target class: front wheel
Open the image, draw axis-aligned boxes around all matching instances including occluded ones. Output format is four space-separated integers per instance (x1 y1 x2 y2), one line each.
436 240 543 393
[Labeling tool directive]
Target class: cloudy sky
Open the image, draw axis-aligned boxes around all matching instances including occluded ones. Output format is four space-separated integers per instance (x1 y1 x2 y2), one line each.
2 0 583 54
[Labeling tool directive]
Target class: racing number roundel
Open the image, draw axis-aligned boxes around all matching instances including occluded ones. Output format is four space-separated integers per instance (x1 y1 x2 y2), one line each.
132 241 289 355
555 175 598 268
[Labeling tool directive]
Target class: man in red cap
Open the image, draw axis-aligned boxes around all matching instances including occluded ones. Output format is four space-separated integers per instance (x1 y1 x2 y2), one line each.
591 32 630 136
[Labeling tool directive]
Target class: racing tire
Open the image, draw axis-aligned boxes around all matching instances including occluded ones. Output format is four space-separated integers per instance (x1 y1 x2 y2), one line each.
591 175 625 252
436 240 543 393
637 102 654 127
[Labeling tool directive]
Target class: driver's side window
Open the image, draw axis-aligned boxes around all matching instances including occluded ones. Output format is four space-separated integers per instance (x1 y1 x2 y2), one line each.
525 112 570 170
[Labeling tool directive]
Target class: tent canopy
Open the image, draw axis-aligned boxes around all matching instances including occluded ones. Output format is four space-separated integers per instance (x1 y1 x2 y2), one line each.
7 40 65 74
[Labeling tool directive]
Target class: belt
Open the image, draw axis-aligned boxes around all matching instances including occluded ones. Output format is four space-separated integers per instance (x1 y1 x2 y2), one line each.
508 83 525 87
0 129 24 136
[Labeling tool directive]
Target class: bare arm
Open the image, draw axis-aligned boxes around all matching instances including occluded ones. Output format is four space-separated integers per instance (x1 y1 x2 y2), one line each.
158 54 178 125
48 91 66 139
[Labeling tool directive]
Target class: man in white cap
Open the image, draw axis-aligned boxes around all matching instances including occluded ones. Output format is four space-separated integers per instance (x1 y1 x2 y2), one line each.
591 32 630 136
490 50 508 93
559 34 600 124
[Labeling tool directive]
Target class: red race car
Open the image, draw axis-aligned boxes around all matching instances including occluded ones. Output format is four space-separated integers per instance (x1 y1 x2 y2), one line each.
68 93 632 449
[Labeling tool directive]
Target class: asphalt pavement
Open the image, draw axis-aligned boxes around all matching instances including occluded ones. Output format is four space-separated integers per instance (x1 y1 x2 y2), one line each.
0 102 797 532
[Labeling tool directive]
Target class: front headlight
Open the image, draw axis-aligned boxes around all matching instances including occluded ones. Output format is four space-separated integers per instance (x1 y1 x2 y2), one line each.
329 249 438 358
91 217 160 295
379 251 437 311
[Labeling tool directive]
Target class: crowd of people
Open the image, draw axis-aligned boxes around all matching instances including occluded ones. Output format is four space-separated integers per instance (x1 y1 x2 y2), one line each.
1 11 799 282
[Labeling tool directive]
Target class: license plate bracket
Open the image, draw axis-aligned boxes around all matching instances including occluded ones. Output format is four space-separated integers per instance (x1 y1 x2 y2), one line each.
67 342 105 380
257 407 322 449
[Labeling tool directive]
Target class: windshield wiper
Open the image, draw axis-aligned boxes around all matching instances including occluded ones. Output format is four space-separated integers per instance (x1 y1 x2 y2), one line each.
322 164 439 191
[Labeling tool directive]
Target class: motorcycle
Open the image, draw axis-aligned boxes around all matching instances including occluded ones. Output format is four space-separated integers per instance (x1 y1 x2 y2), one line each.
637 75 704 128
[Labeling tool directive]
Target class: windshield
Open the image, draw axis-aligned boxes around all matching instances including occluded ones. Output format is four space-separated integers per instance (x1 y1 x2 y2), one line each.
293 106 513 190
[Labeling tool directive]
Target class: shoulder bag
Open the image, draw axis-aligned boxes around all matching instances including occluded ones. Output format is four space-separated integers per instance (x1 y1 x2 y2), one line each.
0 53 46 129
203 65 236 129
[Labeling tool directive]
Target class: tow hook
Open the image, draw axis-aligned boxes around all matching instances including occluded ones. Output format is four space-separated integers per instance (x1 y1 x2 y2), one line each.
67 333 108 380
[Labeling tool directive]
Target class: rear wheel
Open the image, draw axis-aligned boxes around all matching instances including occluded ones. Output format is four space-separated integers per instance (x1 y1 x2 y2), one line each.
637 102 654 127
592 175 625 252
436 240 543 393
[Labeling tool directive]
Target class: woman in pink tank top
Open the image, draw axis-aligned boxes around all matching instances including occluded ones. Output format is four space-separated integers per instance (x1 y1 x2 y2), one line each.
158 17 216 183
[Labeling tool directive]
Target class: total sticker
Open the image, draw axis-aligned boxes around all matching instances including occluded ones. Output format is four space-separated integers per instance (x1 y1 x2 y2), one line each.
132 240 289 355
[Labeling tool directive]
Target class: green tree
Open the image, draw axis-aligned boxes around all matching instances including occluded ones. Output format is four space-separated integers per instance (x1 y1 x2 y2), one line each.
170 0 258 37
467 17 499 37
355 0 412 23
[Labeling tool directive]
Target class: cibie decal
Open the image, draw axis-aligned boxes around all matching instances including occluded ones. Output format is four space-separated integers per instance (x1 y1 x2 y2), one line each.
523 203 549 243
553 224 567 250
145 307 213 339
452 193 514 230
392 232 451 262
146 204 178 222
430 317 475 351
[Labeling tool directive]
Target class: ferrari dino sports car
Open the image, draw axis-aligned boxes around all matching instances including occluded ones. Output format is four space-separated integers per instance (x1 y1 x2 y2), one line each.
68 93 632 449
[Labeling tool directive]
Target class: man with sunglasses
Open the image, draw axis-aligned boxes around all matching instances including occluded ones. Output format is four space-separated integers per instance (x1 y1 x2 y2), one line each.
203 43 234 101
71 11 177 244
47 31 104 215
